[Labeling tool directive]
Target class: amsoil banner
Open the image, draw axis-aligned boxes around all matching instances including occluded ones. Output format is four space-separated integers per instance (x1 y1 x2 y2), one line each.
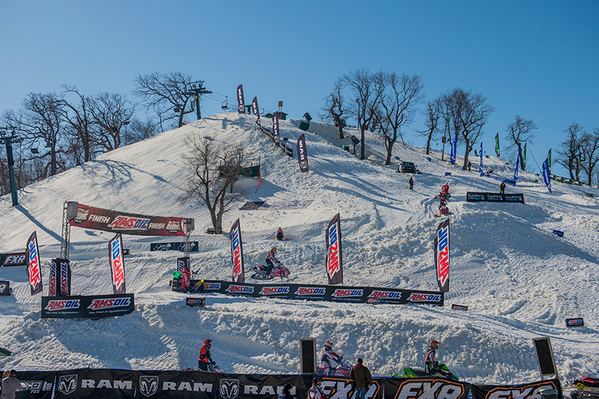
1 252 27 267
237 84 245 114
50 258 71 297
470 379 561 399
252 96 261 125
297 133 309 173
466 192 525 203
41 294 135 319
69 203 193 236
194 279 443 306
434 219 450 292
229 218 245 284
325 213 343 285
26 231 43 295
109 234 126 295
272 111 280 147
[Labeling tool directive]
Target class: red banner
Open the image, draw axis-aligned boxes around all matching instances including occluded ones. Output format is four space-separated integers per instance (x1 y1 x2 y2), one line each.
70 203 193 236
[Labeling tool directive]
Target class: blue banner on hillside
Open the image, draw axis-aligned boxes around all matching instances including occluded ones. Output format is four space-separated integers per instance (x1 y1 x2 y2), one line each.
479 142 483 175
542 158 552 193
450 133 457 164
514 147 520 181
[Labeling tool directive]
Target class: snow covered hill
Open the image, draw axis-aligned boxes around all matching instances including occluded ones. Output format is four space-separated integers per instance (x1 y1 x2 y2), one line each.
1 113 598 384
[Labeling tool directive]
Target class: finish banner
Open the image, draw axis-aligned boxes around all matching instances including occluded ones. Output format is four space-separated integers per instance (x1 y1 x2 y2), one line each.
434 219 450 292
70 203 193 236
26 231 43 295
326 213 343 285
229 218 245 284
50 258 71 297
297 133 309 173
466 192 525 203
109 234 126 295
41 293 135 319
237 84 245 114
193 279 444 306
1 252 27 267
470 379 561 399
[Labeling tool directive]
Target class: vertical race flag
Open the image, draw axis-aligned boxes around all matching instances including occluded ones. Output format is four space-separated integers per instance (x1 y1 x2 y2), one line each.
434 218 450 292
50 258 71 296
450 133 457 164
542 158 552 193
272 110 280 147
252 96 261 126
229 218 245 283
297 133 309 173
478 142 484 175
237 84 245 114
523 143 527 169
495 133 500 157
26 231 43 295
49 261 57 296
109 233 126 295
548 149 552 173
514 146 521 181
325 213 343 285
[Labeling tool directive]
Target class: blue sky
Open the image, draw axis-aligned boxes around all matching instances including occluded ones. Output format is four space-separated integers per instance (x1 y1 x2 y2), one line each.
1 1 597 177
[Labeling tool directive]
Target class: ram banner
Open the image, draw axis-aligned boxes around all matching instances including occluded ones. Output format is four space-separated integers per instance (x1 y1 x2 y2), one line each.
26 231 43 296
434 219 450 292
325 214 343 285
69 203 193 236
230 219 245 284
109 234 126 295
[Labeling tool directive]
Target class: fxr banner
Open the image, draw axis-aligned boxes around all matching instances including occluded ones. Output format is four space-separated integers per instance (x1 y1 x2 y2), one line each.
70 203 193 236
326 213 343 285
0 252 27 267
470 379 561 399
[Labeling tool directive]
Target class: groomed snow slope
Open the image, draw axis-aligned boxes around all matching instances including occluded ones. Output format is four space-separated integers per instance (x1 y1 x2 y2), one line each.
0 113 598 384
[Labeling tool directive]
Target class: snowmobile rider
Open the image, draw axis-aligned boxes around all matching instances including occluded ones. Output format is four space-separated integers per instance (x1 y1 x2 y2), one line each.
442 183 450 193
425 340 440 375
308 376 326 399
409 176 414 190
180 263 191 293
198 339 214 371
321 338 343 376
265 247 279 275
276 227 284 241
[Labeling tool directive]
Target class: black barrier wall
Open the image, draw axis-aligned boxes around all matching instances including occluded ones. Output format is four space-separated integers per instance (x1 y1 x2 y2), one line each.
466 192 525 203
178 279 444 306
15 369 561 399
41 294 135 318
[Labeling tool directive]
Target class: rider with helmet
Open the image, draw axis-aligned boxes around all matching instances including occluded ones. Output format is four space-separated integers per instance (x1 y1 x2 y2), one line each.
425 340 440 375
198 338 214 371
308 376 326 399
321 338 343 376
264 247 279 275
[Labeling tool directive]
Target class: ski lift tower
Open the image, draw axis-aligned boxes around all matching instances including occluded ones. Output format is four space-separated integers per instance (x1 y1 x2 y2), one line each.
185 81 212 120
0 127 22 206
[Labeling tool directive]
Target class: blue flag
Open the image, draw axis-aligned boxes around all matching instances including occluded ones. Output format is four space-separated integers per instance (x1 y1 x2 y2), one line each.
479 142 483 175
514 147 520 181
542 158 552 193
450 133 457 164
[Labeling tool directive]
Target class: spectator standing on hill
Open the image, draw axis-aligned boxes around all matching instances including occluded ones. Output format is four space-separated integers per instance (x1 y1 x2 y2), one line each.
350 358 373 399
499 181 506 194
278 384 296 399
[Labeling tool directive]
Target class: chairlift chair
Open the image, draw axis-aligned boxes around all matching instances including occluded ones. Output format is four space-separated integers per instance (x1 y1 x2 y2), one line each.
30 147 39 154
221 96 229 110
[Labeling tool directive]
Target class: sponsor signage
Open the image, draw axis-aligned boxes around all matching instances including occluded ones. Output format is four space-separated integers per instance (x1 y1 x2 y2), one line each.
0 281 10 296
190 280 443 306
434 219 450 292
70 203 194 236
272 111 280 147
1 252 27 267
237 84 245 114
387 377 470 399
150 242 199 252
252 96 261 125
565 318 584 327
452 304 468 311
229 219 245 284
466 192 525 203
297 133 309 173
325 213 343 285
186 297 206 307
470 379 561 399
109 234 126 295
50 258 72 297
26 231 43 295
41 293 135 319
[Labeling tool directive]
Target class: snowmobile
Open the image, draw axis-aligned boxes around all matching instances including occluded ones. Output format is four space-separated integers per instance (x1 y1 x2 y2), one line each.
568 377 599 399
208 362 223 373
392 363 459 381
316 357 353 377
250 261 291 280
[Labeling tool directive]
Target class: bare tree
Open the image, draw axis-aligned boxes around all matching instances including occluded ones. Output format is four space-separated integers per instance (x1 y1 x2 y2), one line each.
122 118 159 146
556 123 584 180
443 88 494 170
61 85 97 164
133 71 197 130
419 97 443 155
180 134 245 234
343 69 385 160
380 72 424 164
89 92 136 152
320 79 346 139
580 128 599 185
505 115 537 171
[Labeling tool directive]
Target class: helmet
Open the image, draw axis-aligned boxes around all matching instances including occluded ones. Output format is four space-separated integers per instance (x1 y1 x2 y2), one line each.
204 339 213 347
312 376 322 385
430 340 439 350
271 247 277 252
325 338 335 348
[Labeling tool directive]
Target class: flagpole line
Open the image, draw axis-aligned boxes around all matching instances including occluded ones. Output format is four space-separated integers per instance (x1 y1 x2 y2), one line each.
529 150 543 176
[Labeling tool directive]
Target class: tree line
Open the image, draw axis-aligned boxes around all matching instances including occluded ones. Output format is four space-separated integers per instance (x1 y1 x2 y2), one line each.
320 68 599 185
0 72 208 196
